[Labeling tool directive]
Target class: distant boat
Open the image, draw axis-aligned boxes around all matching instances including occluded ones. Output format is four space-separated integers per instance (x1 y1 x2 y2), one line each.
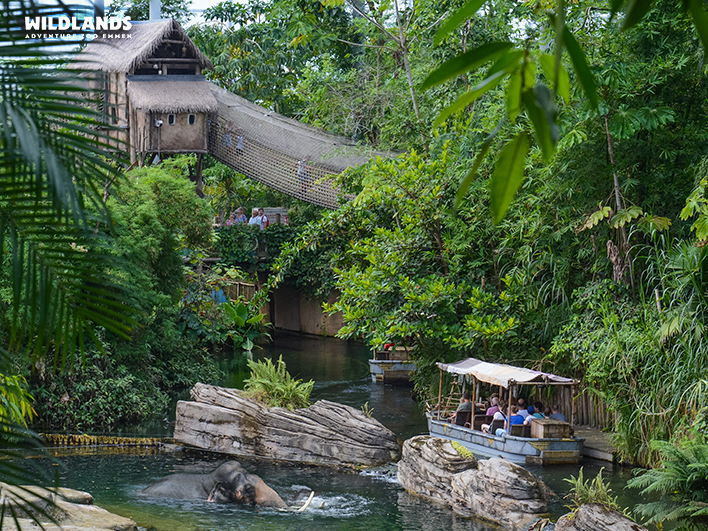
426 357 584 465
368 346 416 384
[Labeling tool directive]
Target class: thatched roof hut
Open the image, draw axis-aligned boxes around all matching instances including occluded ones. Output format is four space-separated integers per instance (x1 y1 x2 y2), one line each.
75 18 213 74
74 18 217 166
127 78 217 114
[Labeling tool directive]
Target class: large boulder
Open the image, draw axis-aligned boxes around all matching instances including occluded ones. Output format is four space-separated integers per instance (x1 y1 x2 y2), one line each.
0 484 137 531
173 383 400 467
555 503 648 531
397 435 549 530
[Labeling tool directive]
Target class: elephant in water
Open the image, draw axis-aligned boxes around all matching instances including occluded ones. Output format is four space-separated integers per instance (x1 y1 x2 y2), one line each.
142 461 287 508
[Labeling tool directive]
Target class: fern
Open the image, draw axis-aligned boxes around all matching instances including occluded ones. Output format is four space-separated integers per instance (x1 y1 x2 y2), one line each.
628 439 708 530
243 355 314 410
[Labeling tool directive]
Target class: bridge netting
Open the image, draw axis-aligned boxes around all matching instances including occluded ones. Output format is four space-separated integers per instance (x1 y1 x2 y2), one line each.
208 84 385 209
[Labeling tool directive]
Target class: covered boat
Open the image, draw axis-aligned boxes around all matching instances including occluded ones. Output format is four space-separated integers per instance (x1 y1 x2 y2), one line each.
426 357 584 465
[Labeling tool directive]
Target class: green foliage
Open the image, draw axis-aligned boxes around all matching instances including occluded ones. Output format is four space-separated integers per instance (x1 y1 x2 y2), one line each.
0 373 34 427
564 467 622 514
178 267 269 356
628 435 708 530
243 355 314 410
361 401 374 418
107 0 193 24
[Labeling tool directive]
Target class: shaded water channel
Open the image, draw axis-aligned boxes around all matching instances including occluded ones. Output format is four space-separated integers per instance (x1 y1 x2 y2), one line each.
48 332 641 531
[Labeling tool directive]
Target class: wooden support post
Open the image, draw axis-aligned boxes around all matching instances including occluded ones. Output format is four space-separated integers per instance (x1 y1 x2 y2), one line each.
436 368 443 417
195 153 204 198
570 383 576 428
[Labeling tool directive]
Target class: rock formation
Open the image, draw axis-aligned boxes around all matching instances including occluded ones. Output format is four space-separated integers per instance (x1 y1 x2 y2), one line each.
555 503 648 531
397 435 550 530
0 484 137 531
173 383 400 467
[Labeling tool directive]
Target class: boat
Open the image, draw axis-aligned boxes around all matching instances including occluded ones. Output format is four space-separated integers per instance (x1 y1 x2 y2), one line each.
369 346 416 383
426 357 584 465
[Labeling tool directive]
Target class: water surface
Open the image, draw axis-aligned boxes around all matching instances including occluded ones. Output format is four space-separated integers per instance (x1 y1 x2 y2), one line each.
50 332 641 531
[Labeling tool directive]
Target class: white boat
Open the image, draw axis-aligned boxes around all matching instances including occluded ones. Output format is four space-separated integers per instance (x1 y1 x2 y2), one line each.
427 357 584 465
369 346 416 383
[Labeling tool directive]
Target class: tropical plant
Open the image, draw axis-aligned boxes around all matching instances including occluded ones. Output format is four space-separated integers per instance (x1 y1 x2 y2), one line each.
243 355 314 410
628 436 708 530
0 0 136 524
564 467 622 514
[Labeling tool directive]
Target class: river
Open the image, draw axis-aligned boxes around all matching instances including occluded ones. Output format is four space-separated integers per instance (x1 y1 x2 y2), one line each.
48 332 641 531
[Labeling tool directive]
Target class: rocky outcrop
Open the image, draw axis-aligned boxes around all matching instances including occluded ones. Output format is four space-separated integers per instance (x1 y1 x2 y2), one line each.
173 383 400 467
397 435 549 530
555 503 648 531
0 484 137 531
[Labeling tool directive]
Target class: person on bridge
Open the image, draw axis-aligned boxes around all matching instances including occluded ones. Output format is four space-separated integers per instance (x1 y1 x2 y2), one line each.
234 207 248 224
248 208 261 227
258 208 269 230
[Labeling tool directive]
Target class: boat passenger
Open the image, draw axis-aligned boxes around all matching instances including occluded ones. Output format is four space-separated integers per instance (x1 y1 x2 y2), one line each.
482 400 506 433
523 405 544 425
449 391 472 424
549 404 567 422
485 397 500 416
543 407 552 419
494 405 525 437
517 398 529 419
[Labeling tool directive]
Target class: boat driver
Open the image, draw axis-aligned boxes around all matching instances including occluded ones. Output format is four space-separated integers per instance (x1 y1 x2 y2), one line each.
449 391 472 424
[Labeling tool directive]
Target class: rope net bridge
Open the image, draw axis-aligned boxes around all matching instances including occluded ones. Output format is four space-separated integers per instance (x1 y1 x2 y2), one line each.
208 84 388 209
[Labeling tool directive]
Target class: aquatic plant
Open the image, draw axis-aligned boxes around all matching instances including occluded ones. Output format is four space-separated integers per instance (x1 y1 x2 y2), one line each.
243 355 314 410
563 468 622 515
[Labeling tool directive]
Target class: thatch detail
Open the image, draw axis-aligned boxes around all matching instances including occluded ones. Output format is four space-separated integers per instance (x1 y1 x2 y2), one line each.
127 79 217 113
73 19 212 73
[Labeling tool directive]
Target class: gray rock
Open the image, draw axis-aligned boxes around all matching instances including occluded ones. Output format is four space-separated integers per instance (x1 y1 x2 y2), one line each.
555 503 647 531
0 484 137 531
173 383 400 467
397 435 549 530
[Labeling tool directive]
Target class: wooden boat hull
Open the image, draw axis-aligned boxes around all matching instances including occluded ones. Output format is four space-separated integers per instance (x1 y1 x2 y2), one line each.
426 413 584 465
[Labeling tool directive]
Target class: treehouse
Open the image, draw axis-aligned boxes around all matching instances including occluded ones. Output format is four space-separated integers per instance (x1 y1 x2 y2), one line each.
76 18 217 165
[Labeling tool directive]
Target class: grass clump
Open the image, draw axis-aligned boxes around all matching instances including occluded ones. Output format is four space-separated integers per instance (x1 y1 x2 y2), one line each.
243 355 314 410
564 467 623 514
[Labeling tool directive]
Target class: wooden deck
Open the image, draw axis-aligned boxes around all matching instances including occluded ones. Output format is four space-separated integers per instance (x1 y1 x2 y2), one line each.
574 426 616 462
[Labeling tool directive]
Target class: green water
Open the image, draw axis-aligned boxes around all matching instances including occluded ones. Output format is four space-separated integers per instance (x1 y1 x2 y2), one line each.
47 332 642 531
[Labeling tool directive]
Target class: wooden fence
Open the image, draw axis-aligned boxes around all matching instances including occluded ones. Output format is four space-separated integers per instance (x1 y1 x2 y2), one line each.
526 385 613 429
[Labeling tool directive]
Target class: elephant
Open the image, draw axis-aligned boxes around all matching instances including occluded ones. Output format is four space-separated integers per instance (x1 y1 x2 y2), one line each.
142 461 288 509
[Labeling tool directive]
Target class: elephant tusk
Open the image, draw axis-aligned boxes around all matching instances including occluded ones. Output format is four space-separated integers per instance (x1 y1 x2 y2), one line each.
296 490 315 512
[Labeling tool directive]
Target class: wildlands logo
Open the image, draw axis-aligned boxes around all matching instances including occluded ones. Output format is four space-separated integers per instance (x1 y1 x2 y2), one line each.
24 16 132 40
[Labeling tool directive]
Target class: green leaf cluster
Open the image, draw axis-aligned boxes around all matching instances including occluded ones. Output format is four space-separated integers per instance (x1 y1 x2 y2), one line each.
243 355 314 410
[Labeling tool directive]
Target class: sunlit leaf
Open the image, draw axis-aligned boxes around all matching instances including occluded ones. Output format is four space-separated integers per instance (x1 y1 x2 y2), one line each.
434 0 487 45
433 70 507 128
490 132 529 224
522 85 558 163
421 42 514 90
538 53 571 104
561 26 598 109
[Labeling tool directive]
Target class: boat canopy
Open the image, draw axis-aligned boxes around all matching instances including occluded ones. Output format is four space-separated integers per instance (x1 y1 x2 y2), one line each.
437 357 576 389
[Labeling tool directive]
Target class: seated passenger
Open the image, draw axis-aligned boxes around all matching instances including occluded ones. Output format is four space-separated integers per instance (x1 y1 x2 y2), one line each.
549 404 567 422
482 401 506 433
494 405 525 437
523 405 545 425
449 391 472 424
517 398 530 419
486 397 500 416
543 407 552 419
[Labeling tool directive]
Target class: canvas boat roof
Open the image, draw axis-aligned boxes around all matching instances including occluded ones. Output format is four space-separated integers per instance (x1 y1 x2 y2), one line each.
437 357 576 388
